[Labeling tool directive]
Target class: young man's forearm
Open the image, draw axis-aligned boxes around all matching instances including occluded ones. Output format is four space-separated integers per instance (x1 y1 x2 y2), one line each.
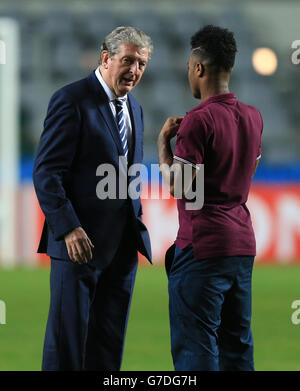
158 133 173 167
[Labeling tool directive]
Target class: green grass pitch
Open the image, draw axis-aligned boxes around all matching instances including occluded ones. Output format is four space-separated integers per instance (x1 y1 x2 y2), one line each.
0 263 299 371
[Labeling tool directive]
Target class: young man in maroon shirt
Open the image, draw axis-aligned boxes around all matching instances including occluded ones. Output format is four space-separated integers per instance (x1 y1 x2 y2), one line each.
158 25 263 371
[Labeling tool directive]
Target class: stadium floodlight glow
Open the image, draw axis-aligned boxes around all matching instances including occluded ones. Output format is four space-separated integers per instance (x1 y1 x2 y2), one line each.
0 19 20 266
252 47 278 76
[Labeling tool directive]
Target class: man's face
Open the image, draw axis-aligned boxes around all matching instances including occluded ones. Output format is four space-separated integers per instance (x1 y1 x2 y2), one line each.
101 43 149 97
188 54 201 99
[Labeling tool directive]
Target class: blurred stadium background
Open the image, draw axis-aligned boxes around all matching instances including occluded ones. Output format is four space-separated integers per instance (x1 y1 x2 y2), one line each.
0 0 299 371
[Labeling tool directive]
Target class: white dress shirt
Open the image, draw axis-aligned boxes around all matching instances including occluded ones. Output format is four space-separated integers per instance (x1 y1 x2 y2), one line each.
95 67 133 155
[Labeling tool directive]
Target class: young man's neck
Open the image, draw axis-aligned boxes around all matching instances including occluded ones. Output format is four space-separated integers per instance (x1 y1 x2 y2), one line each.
200 76 230 102
200 85 230 102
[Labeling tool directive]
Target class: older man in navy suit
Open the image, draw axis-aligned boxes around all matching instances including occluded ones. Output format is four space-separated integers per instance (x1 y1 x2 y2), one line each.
33 26 152 371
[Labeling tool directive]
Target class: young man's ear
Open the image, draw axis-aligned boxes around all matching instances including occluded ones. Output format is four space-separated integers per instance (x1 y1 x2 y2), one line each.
194 62 205 78
196 62 205 78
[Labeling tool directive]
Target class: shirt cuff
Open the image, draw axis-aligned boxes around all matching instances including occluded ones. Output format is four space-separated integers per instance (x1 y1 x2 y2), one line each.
256 154 261 160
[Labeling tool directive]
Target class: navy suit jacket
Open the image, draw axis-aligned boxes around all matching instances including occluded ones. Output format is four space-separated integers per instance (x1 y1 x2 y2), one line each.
33 71 152 269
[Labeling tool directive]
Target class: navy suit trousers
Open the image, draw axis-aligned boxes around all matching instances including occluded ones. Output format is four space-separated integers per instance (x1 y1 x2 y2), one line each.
166 244 255 371
42 230 138 371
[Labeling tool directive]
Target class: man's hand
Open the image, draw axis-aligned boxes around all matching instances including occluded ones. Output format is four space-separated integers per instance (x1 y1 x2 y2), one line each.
160 116 184 140
64 227 94 264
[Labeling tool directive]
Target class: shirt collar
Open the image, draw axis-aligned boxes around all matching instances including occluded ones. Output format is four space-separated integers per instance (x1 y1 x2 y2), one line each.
189 93 236 114
95 67 128 103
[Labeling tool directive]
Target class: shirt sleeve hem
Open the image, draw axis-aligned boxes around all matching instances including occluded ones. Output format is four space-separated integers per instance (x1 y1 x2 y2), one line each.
174 155 201 170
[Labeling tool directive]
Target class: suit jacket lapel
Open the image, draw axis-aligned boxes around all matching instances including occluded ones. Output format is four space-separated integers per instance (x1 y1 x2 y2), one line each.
87 72 123 156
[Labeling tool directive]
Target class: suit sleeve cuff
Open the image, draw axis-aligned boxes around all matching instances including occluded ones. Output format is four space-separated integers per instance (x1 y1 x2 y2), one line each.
44 201 81 241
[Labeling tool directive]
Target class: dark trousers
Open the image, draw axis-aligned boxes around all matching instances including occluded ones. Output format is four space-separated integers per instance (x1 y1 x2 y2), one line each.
166 244 255 371
42 234 138 371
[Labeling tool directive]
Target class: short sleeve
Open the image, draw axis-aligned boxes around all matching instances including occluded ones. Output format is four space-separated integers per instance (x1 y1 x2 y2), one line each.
174 113 206 169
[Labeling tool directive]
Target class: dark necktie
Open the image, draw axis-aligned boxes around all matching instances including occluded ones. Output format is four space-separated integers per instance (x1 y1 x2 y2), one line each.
115 98 128 159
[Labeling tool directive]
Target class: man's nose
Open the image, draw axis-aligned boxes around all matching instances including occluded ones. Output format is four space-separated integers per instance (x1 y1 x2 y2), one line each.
129 61 139 74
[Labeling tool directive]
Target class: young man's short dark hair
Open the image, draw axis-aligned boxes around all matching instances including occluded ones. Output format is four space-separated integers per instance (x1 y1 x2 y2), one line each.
190 25 237 71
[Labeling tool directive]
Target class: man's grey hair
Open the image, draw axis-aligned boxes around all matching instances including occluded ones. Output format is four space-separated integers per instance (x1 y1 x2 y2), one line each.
101 26 153 60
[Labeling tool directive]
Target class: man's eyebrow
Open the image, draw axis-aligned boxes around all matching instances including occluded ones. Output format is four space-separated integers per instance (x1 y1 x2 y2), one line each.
122 55 135 60
122 55 147 62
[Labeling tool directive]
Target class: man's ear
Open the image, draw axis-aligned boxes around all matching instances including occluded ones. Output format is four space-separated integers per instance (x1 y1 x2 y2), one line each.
196 63 205 78
101 50 109 69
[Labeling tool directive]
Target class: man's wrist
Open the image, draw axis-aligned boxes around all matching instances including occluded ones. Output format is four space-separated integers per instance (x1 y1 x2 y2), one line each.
64 226 81 239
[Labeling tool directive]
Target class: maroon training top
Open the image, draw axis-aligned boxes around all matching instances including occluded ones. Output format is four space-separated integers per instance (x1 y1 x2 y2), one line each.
173 93 263 260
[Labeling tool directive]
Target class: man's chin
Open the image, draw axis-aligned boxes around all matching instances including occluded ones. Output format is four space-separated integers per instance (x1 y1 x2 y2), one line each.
193 91 201 99
118 86 133 96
